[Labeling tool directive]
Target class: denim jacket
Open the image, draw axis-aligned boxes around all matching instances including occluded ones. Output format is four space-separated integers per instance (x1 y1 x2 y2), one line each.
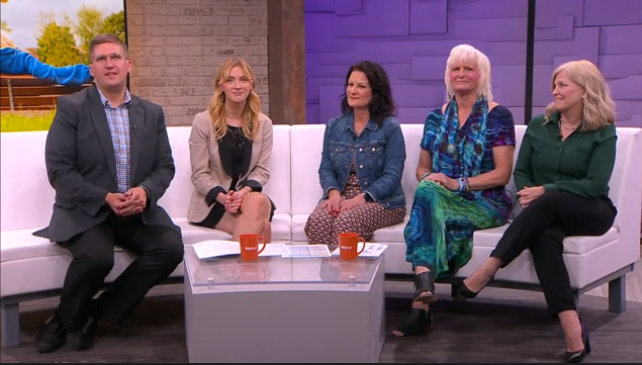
318 113 406 209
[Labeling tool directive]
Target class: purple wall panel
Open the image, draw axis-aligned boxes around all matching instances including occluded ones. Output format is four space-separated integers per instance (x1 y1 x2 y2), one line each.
305 0 529 125
535 0 584 26
306 0 334 12
410 0 447 34
305 14 357 53
450 0 525 18
332 0 410 37
535 15 574 40
411 57 446 80
583 0 642 26
599 25 642 55
334 0 363 14
534 0 642 127
305 0 642 127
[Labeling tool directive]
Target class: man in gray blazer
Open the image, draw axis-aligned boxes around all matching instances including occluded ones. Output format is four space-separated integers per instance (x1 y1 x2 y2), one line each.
32 34 184 353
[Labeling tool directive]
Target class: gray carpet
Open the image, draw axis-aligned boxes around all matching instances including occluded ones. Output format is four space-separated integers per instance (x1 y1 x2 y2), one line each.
2 283 641 363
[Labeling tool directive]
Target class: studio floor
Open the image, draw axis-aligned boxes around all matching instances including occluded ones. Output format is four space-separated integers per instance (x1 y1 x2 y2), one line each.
2 259 641 363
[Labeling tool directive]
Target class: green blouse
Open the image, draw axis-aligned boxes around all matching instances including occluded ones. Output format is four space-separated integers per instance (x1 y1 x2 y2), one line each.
514 113 617 200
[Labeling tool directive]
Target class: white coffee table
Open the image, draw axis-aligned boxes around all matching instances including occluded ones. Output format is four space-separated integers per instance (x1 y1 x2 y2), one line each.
183 245 385 363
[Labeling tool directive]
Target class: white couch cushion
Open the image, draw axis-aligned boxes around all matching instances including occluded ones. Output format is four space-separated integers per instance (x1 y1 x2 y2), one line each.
0 228 184 297
263 126 292 216
0 229 61 263
372 217 409 243
607 128 641 243
158 126 194 221
0 250 184 298
398 124 424 214
291 214 309 243
262 126 292 241
290 125 325 242
0 131 54 232
290 125 325 215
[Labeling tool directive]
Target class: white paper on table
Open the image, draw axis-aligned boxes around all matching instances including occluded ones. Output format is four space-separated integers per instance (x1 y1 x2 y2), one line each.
331 243 388 258
282 244 332 258
192 240 287 260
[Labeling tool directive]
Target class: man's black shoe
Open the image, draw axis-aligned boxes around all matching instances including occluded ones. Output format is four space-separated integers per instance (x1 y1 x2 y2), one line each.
34 316 66 353
67 316 100 351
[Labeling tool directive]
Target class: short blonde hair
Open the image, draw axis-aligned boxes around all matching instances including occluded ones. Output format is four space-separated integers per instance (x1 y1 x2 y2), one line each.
544 60 615 131
444 44 493 101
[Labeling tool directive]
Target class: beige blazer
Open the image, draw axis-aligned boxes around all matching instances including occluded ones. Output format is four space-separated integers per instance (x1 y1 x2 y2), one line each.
187 110 273 223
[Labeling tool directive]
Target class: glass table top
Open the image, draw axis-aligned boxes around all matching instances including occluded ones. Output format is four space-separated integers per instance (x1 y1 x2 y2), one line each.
184 245 382 287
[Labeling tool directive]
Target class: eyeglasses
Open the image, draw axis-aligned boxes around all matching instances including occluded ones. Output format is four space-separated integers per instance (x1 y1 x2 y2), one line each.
92 52 126 64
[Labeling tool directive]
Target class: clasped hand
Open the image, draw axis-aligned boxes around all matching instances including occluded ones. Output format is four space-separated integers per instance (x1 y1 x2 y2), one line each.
223 188 251 214
105 187 147 217
516 186 545 208
322 192 366 217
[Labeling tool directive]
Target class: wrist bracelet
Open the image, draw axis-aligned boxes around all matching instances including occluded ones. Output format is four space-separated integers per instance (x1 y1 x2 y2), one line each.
419 172 432 181
458 177 470 192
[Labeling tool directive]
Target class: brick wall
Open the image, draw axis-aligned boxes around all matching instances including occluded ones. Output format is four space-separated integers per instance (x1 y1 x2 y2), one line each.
125 0 269 126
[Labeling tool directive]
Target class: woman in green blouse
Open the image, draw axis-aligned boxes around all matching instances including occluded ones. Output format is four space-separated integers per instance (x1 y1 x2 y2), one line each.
458 60 618 363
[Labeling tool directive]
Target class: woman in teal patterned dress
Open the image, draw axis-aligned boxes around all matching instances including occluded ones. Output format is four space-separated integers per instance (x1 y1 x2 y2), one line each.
393 44 517 337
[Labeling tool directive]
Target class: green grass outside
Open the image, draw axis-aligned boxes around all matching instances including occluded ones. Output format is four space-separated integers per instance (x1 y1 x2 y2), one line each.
0 110 55 132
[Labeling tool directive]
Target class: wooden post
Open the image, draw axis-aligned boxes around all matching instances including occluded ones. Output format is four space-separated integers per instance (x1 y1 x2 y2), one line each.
267 0 306 125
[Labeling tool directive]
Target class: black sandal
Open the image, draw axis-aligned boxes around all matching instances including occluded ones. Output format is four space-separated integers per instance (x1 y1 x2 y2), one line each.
392 307 433 337
414 271 437 304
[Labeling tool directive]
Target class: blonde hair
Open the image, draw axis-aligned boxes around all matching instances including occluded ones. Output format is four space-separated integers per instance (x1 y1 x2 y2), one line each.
208 58 262 140
544 60 615 131
444 44 493 101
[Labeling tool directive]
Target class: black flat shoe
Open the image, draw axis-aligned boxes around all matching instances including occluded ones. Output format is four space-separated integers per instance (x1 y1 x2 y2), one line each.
392 307 433 338
565 319 591 363
34 316 67 353
414 271 437 304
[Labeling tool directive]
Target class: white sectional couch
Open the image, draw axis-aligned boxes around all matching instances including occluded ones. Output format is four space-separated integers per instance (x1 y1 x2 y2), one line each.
1 124 640 348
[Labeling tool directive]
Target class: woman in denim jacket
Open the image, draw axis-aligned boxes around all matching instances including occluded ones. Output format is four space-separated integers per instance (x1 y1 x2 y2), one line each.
304 61 407 250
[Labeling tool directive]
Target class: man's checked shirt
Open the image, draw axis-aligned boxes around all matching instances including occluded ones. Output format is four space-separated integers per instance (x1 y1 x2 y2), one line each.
97 88 132 193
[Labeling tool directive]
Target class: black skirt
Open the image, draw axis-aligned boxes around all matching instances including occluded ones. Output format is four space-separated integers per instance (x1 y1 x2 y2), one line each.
191 195 277 229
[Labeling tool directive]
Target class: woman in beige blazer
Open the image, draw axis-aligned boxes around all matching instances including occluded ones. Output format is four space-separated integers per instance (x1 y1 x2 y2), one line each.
187 57 275 241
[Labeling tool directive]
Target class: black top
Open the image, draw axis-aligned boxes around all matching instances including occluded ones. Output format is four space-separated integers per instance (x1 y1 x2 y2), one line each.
196 126 250 227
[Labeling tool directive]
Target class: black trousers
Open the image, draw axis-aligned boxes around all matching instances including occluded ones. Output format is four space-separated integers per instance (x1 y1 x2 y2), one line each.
55 213 184 332
491 191 617 316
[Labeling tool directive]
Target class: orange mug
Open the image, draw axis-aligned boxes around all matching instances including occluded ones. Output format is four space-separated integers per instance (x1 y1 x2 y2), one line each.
338 232 366 260
239 234 267 261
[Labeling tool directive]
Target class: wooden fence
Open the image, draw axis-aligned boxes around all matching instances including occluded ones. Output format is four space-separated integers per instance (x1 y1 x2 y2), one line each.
1 74 91 111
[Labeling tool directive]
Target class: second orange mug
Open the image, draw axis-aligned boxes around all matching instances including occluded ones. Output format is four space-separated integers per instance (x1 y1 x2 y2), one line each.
239 234 267 261
338 232 366 260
